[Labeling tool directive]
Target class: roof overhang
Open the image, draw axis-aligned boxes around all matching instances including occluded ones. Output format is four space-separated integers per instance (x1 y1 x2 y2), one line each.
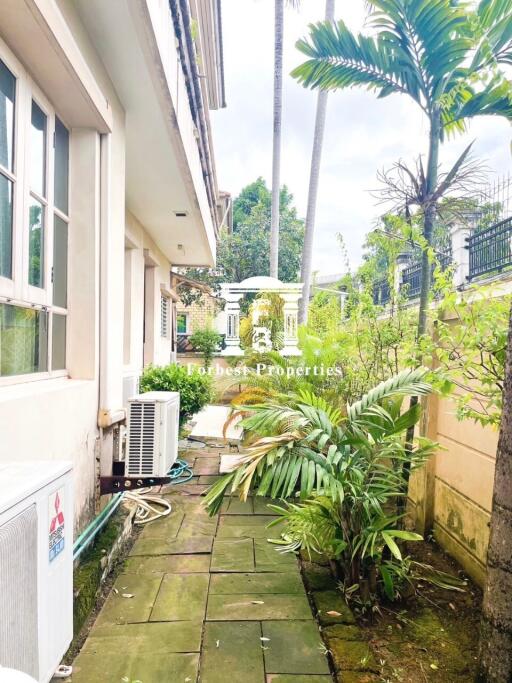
75 0 217 267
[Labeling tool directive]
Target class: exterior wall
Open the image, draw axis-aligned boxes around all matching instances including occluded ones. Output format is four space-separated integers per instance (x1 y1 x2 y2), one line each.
0 0 224 533
176 295 220 335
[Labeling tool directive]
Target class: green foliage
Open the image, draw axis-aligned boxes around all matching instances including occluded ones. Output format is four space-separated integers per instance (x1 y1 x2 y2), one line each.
205 368 437 601
292 1 512 134
189 328 222 369
140 363 212 426
240 292 284 351
423 287 510 427
176 179 304 305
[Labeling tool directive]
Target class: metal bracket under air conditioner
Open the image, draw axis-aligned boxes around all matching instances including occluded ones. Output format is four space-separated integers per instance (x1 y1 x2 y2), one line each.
100 475 171 495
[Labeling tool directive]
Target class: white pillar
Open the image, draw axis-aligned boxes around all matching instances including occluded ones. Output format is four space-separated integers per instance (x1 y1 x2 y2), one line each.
394 252 411 297
221 291 244 356
450 221 471 288
281 293 301 356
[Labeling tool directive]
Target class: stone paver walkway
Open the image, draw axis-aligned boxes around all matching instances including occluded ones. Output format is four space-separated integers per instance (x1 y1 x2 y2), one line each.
70 439 332 683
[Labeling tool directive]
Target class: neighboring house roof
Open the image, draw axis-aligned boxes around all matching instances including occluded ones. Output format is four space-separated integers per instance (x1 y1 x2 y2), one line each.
171 272 214 296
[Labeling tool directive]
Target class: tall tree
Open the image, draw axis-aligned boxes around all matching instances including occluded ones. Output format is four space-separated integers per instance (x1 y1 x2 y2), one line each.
270 0 300 278
270 0 284 278
298 0 335 325
292 0 512 340
478 300 512 682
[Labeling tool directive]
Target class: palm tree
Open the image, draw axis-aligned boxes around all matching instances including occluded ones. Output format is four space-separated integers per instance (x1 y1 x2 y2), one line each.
292 0 512 340
292 0 512 515
270 0 300 279
477 301 512 682
298 0 335 325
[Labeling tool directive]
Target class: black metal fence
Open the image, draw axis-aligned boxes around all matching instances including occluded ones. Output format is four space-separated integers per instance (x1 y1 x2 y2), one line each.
468 216 512 280
372 279 391 305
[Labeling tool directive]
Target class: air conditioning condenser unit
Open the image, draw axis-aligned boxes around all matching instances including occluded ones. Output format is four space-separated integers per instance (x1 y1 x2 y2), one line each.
0 461 73 683
126 391 180 477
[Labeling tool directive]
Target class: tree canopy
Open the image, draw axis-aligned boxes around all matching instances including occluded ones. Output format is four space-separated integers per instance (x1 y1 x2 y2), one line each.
178 178 304 305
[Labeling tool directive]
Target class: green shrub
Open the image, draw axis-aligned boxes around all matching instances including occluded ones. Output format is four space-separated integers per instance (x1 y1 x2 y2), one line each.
140 363 212 426
189 328 222 368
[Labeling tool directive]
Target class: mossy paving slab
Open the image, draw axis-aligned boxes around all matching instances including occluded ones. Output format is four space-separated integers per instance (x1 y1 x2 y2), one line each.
217 515 282 539
69 652 199 683
221 497 255 514
266 676 333 682
81 620 203 654
134 510 184 539
199 474 223 484
254 539 299 572
312 590 356 626
201 621 265 683
253 496 278 515
262 621 330 675
210 572 303 594
177 514 218 538
124 553 211 574
330 640 378 673
211 537 255 572
206 593 311 620
150 573 209 622
130 534 213 556
94 574 162 626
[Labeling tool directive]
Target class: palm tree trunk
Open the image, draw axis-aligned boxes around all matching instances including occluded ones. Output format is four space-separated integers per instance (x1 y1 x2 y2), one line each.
477 302 512 682
399 106 441 519
270 0 284 279
298 0 335 325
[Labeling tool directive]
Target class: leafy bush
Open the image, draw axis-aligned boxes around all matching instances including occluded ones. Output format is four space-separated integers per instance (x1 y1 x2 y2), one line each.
189 328 222 368
205 368 444 602
140 363 212 426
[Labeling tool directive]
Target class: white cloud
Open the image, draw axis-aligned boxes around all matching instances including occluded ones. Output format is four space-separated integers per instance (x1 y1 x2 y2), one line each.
211 0 512 274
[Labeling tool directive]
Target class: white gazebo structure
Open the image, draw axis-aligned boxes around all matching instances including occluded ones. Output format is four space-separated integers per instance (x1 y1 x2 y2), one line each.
219 276 303 357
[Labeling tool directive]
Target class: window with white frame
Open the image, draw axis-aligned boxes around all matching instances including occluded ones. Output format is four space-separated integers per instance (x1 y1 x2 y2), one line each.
0 48 69 381
160 294 170 339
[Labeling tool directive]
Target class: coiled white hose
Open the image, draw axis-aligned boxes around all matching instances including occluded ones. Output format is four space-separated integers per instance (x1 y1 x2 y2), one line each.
123 488 173 525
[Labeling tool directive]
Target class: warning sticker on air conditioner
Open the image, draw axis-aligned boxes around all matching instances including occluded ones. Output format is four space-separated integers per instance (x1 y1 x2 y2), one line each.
49 488 65 562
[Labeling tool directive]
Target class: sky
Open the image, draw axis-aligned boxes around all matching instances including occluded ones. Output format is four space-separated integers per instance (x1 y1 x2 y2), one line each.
210 0 512 276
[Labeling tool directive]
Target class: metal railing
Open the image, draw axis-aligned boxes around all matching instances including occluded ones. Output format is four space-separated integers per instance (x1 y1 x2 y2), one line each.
372 279 391 305
399 253 452 300
468 216 512 280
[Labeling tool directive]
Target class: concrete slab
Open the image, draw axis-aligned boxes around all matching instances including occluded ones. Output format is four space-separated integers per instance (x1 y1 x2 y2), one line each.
124 553 211 574
150 573 209 622
211 537 255 572
206 593 312 621
81 620 203 654
210 572 304 595
130 534 213 556
190 405 242 441
94 574 162 626
262 621 331 674
70 652 199 683
201 621 265 683
254 540 299 573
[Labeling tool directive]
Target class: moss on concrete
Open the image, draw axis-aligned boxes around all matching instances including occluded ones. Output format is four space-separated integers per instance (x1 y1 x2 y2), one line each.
73 510 128 637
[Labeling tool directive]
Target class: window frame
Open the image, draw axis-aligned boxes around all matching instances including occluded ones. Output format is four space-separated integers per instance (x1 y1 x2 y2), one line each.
0 38 70 386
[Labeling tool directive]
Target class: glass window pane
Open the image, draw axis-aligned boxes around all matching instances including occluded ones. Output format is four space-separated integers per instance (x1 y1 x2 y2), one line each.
30 101 46 197
53 214 67 307
28 198 44 288
177 313 187 334
52 313 66 370
0 303 48 376
0 60 15 172
54 117 69 215
0 174 13 279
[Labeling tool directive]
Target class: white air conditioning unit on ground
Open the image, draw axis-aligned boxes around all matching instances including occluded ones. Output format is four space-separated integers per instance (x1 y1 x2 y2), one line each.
126 392 180 477
0 461 73 683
